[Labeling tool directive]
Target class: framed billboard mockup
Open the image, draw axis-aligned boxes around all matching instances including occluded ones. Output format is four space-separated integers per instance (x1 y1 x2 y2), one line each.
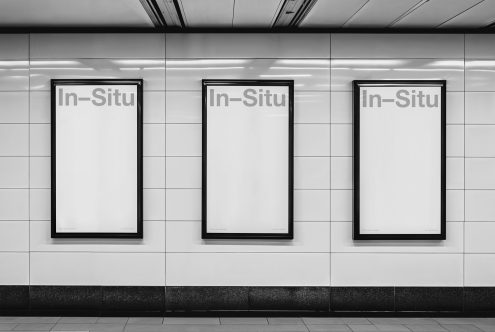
51 79 143 238
202 79 294 239
353 80 446 240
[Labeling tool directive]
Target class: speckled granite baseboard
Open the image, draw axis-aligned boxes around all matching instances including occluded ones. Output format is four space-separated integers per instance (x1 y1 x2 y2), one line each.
0 286 494 315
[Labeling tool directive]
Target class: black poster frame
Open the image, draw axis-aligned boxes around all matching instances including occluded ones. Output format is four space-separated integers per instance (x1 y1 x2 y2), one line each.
202 79 294 239
353 80 446 240
51 79 143 239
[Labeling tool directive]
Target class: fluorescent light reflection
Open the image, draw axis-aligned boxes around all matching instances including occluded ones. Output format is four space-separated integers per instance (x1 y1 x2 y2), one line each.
332 59 405 66
466 61 495 67
0 61 28 67
167 59 248 65
113 59 165 65
269 66 328 70
259 74 312 77
166 67 244 70
30 60 80 66
277 59 330 65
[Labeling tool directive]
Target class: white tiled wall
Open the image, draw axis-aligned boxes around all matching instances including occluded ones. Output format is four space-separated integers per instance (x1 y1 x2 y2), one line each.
0 33 494 286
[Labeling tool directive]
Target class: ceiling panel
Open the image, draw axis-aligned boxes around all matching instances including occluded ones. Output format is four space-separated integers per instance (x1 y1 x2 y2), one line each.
179 0 234 27
392 0 483 27
233 0 283 27
440 0 495 28
0 0 153 27
299 0 368 27
344 0 422 27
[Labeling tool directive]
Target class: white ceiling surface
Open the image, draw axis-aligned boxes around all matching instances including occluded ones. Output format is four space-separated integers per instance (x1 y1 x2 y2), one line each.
301 0 495 28
344 0 421 28
177 0 284 27
392 0 484 27
0 0 153 27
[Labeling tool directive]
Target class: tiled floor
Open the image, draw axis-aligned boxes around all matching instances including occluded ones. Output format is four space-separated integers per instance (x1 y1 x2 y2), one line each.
0 317 494 332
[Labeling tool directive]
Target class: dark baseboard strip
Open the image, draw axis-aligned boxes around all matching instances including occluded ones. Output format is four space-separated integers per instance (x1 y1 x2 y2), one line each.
0 286 494 315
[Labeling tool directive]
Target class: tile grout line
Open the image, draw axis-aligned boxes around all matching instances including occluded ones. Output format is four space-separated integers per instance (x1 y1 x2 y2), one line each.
329 32 332 303
463 33 466 295
28 32 31 291
164 34 167 303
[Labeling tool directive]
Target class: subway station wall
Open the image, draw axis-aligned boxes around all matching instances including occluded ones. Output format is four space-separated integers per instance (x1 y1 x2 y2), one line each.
0 33 494 288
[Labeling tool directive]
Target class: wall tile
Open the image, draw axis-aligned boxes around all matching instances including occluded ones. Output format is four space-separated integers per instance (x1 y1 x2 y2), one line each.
466 158 495 189
331 34 464 58
0 124 28 156
30 34 165 59
143 91 166 124
466 222 495 253
331 189 352 222
166 157 201 189
294 124 330 157
143 189 165 221
447 190 464 222
331 124 352 157
166 189 201 221
331 221 463 253
166 253 330 286
0 189 28 220
0 34 28 60
447 92 464 124
30 91 50 123
466 92 495 124
447 157 464 190
465 254 495 286
143 157 165 189
166 91 201 123
30 188 50 221
294 190 330 222
30 252 165 286
0 253 29 285
294 157 330 190
331 91 352 124
0 157 28 188
0 92 28 123
30 124 50 157
466 59 495 91
466 190 495 221
447 125 464 157
294 92 331 124
30 157 50 189
166 34 330 58
143 124 165 157
331 253 463 286
466 125 495 157
166 124 201 157
166 221 330 253
466 34 495 59
30 220 165 253
331 157 352 190
0 60 28 91
0 221 29 251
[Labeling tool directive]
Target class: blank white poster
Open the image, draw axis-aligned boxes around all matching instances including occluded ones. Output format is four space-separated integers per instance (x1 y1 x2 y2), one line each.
356 82 444 238
204 82 292 238
53 82 140 236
